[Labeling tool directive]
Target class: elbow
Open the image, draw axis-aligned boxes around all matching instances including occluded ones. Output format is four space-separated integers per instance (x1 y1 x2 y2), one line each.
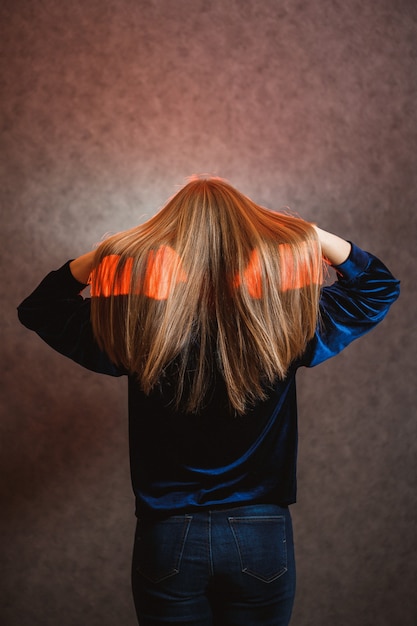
17 304 34 330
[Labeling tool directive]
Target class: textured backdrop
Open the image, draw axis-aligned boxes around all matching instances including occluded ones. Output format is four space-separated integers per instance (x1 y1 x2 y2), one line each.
1 1 416 625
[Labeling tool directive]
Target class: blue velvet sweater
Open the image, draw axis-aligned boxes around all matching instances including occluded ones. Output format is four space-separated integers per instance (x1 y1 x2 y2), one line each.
17 243 400 518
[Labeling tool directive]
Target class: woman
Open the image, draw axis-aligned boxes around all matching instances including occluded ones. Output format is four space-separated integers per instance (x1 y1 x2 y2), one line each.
18 176 400 625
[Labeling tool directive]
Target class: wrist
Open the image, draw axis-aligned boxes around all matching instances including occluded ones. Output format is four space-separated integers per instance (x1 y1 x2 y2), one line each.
69 251 96 284
314 226 351 266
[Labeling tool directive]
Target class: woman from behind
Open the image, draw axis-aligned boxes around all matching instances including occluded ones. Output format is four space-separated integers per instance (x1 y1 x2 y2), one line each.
18 176 400 625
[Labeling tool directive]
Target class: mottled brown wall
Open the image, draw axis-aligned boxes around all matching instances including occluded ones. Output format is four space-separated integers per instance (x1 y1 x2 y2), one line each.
1 1 416 625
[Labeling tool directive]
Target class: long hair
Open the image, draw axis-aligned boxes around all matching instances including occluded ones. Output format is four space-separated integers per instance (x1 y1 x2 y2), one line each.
90 176 323 414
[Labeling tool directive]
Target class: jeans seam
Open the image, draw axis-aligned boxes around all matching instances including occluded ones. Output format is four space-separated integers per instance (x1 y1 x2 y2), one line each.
208 511 214 576
176 515 193 576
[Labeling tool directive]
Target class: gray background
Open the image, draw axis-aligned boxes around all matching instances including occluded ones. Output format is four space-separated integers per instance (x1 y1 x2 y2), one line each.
1 1 416 624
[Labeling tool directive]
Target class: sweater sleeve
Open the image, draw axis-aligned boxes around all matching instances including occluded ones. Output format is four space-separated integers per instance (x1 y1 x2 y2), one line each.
17 261 126 377
302 243 400 367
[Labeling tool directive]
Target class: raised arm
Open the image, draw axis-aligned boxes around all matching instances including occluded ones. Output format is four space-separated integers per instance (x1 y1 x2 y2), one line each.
17 259 125 377
301 232 400 368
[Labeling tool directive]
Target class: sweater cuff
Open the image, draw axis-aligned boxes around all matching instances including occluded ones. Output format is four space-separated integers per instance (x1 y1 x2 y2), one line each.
333 242 370 282
60 260 89 292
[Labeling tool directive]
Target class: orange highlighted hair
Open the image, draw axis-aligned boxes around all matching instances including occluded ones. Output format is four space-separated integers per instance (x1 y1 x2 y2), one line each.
234 242 322 298
143 246 187 299
90 246 187 300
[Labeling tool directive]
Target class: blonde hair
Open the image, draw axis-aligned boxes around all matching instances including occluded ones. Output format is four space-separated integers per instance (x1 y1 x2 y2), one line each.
90 176 323 414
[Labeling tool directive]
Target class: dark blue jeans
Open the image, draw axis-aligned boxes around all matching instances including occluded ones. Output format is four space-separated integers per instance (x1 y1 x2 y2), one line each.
131 504 296 625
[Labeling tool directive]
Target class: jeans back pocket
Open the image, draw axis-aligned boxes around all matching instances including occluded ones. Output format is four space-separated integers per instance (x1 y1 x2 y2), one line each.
228 515 288 582
133 515 193 583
